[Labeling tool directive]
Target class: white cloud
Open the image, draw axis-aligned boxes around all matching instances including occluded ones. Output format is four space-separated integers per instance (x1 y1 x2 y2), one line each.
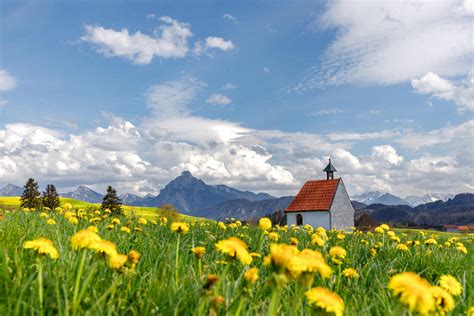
223 13 237 22
221 83 237 90
0 69 16 91
206 93 231 106
263 67 270 73
412 72 474 111
2 76 473 197
312 108 344 116
81 17 235 64
371 145 404 166
145 76 206 117
396 120 474 150
193 37 235 55
81 17 192 64
296 0 474 90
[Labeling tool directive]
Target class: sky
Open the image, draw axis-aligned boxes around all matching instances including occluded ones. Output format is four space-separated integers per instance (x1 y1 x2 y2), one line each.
0 0 473 198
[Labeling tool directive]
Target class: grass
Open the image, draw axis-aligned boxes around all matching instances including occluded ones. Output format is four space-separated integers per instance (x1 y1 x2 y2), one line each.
0 196 197 221
0 207 472 315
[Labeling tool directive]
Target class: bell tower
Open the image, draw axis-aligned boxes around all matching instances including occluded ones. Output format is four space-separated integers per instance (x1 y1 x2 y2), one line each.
323 158 337 180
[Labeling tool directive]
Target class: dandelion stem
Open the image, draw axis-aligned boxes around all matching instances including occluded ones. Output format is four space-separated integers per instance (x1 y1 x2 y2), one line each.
175 234 181 287
37 258 44 316
72 250 86 316
268 285 281 316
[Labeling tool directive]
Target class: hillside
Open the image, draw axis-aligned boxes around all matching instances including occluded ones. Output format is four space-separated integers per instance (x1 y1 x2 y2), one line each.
356 193 474 227
0 196 197 220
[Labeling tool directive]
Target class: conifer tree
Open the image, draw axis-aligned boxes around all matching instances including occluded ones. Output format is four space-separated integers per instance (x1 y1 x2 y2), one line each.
20 178 41 209
42 184 60 210
101 185 122 215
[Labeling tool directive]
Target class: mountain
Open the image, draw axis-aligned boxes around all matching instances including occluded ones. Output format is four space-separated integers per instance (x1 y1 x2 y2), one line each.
0 184 23 196
119 193 144 205
201 196 294 221
352 191 408 205
61 186 104 203
141 171 275 214
352 191 455 207
352 191 383 204
356 193 474 227
404 193 454 207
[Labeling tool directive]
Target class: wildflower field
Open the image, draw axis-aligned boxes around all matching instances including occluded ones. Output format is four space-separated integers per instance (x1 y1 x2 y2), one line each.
0 204 472 315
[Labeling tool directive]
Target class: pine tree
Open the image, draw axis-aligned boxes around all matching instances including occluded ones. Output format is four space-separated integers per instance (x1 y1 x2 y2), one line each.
42 184 60 210
20 178 41 209
101 185 122 215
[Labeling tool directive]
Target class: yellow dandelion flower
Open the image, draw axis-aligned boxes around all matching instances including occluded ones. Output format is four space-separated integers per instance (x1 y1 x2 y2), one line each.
218 221 227 230
244 267 259 284
431 286 455 314
264 244 331 279
23 238 59 259
120 226 131 233
192 246 206 259
138 217 147 225
396 244 409 252
311 234 325 247
259 217 272 231
387 231 396 237
374 227 384 234
215 237 252 265
379 224 390 230
111 218 120 225
305 287 344 316
229 223 237 229
108 253 128 270
290 237 298 246
107 224 114 230
467 306 474 316
39 212 49 218
160 217 168 225
388 272 435 315
336 233 345 240
70 228 101 249
128 250 140 267
69 217 79 225
250 252 262 258
134 226 142 232
46 218 56 225
342 268 359 279
370 248 377 256
444 241 451 247
456 245 467 254
268 232 279 241
424 238 437 245
438 275 462 296
329 246 346 259
63 203 72 210
89 239 118 257
171 222 190 234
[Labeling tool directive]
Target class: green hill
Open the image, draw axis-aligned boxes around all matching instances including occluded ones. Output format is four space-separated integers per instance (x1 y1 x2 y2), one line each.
0 196 198 220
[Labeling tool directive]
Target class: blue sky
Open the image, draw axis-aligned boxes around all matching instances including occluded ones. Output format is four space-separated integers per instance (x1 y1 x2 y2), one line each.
1 0 473 197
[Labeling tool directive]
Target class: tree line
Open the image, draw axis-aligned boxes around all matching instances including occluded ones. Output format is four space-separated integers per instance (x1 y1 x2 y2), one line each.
19 178 123 215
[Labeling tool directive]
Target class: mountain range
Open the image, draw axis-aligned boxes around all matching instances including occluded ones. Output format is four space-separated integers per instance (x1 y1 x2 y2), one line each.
352 191 454 207
1 173 471 225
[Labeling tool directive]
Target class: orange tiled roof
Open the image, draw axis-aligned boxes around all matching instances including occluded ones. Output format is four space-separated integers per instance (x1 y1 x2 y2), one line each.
285 178 340 212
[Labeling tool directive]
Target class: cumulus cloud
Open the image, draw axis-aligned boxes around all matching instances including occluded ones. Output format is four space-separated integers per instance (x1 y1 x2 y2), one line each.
295 0 474 90
81 17 234 64
193 37 235 56
412 72 474 111
0 69 16 91
81 17 192 64
2 76 473 197
206 93 231 106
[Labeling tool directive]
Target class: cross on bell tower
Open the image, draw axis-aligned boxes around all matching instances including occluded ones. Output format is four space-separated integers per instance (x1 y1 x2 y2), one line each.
323 158 337 180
